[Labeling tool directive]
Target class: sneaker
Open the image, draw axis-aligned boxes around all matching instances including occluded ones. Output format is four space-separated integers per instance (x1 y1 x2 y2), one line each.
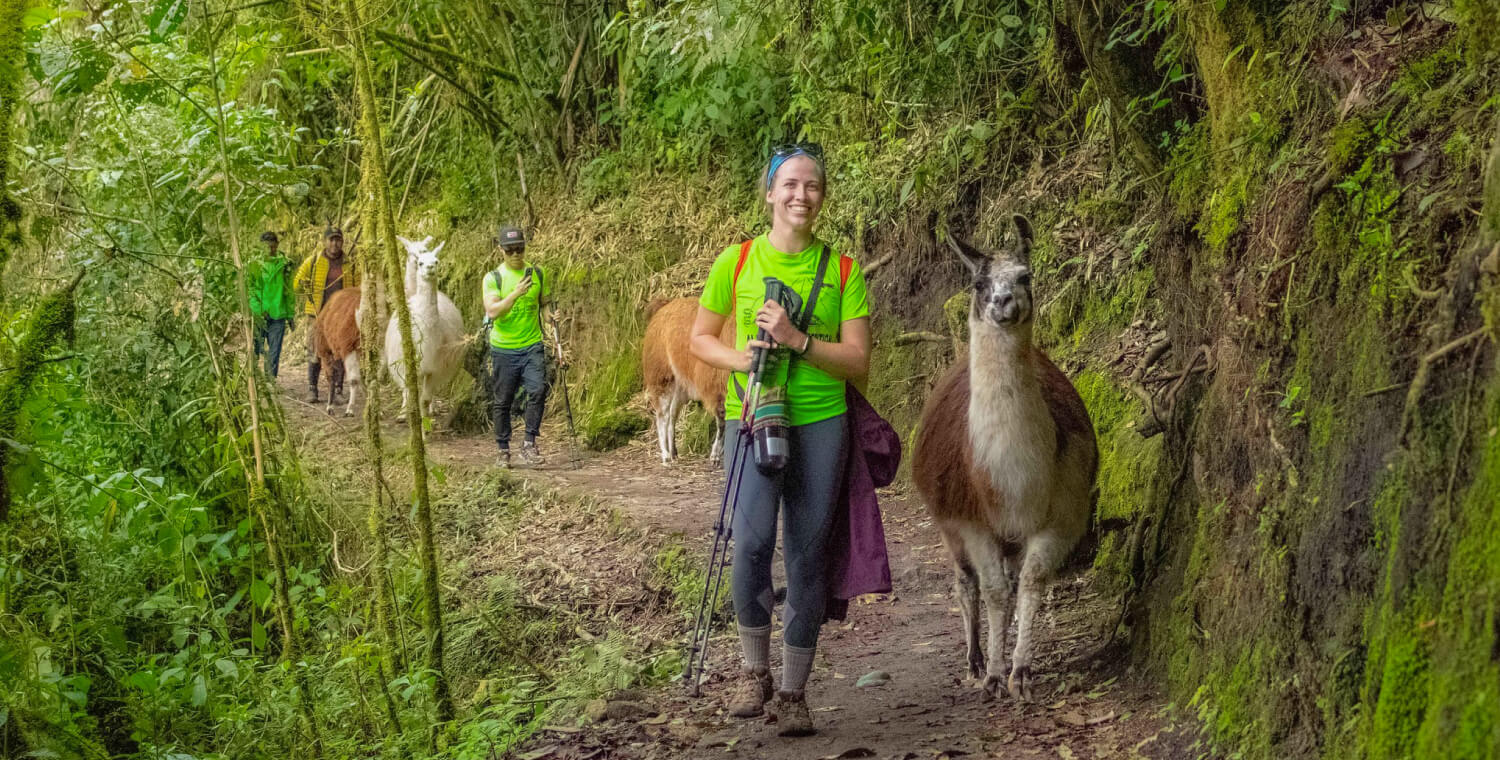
497 450 511 469
774 690 815 737
520 441 544 466
727 667 773 718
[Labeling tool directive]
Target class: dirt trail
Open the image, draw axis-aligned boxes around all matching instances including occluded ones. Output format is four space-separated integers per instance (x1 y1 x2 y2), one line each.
278 370 1199 759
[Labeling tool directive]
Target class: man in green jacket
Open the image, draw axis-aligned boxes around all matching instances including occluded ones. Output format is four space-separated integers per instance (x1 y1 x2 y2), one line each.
250 231 296 378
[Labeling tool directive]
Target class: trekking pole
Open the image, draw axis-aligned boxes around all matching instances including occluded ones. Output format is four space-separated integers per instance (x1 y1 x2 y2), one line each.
683 319 775 696
683 422 752 696
547 315 581 470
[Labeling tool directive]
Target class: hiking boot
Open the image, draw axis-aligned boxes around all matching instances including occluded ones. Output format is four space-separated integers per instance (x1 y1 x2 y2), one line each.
497 450 511 469
774 690 815 737
520 441 544 466
727 667 773 718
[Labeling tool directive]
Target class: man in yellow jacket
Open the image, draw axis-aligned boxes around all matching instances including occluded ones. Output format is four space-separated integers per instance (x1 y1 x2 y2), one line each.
293 226 350 402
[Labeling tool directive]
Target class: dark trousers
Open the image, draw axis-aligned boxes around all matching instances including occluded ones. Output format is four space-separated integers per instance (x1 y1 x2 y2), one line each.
491 344 547 449
306 325 321 391
254 318 288 378
724 414 849 649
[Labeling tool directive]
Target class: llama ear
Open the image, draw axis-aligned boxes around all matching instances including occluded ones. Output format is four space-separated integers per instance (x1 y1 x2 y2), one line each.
946 235 989 276
421 235 434 248
1010 214 1034 265
431 240 446 257
1011 215 1033 248
397 235 413 250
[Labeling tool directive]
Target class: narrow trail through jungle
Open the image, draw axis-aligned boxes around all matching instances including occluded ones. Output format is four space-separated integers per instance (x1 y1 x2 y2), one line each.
277 369 1199 759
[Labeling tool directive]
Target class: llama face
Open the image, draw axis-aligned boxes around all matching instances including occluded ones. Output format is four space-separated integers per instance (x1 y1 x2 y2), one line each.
414 249 439 281
397 236 447 283
949 215 1035 327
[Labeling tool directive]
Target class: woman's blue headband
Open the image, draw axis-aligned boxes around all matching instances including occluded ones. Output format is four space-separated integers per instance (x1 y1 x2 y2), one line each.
766 148 825 186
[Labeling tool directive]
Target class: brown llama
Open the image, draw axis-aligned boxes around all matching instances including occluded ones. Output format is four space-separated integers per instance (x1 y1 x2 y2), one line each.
913 216 1098 700
641 297 732 464
313 287 362 417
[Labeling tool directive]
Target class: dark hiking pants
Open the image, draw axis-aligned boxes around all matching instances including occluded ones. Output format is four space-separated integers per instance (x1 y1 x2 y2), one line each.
724 414 848 649
254 318 288 378
491 343 547 450
306 325 321 392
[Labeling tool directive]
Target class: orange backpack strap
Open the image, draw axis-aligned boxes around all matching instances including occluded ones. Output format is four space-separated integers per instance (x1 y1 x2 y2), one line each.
839 254 853 291
731 239 753 296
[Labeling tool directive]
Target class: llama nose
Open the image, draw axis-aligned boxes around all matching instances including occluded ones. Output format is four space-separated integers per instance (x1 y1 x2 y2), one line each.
994 292 1019 321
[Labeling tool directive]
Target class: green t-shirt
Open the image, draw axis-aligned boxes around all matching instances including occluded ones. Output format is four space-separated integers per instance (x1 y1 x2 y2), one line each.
699 235 870 426
483 263 551 349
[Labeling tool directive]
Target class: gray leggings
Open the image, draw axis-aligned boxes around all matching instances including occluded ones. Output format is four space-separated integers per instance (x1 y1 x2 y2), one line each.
725 414 848 649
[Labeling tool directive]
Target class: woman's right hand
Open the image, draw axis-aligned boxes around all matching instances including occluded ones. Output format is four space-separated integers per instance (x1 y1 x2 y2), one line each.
739 338 772 374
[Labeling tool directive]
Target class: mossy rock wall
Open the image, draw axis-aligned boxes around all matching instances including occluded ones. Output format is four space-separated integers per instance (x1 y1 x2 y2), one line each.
1030 10 1500 759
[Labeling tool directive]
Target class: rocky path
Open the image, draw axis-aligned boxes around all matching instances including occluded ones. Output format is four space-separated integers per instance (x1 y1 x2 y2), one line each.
279 372 1200 759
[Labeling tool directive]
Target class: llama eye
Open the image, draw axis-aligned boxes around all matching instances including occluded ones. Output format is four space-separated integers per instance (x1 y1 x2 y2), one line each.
1016 273 1032 288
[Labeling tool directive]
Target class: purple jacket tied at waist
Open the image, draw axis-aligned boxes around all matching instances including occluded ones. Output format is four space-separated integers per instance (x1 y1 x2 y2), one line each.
825 385 899 622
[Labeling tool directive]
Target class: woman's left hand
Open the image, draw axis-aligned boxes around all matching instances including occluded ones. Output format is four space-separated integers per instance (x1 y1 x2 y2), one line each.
755 299 805 348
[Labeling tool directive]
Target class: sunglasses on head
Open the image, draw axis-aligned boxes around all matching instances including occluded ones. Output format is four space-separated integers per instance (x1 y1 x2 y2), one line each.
770 142 824 161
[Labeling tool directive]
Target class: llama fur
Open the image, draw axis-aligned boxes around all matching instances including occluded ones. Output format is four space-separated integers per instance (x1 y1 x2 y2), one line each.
313 287 362 417
385 236 466 422
641 297 732 464
912 218 1098 700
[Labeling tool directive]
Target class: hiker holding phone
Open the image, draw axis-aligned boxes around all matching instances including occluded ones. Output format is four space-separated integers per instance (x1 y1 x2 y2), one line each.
689 144 874 736
482 226 553 468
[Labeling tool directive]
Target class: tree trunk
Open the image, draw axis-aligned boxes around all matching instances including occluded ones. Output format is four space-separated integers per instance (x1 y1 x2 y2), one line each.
0 0 24 291
342 0 455 730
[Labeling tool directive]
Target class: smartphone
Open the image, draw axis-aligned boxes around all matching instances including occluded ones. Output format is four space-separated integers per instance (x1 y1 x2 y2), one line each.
523 266 534 279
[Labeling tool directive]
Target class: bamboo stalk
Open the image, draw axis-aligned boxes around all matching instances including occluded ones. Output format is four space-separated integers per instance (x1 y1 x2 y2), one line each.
203 8 323 752
343 0 455 732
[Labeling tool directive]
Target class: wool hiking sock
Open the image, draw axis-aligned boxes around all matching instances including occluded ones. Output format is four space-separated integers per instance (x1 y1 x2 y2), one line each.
782 643 815 692
738 623 771 671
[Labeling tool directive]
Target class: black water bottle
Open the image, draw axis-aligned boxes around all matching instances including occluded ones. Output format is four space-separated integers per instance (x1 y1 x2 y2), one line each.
753 416 791 475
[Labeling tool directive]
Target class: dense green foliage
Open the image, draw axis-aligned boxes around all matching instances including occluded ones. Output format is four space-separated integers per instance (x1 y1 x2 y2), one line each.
1 0 1497 757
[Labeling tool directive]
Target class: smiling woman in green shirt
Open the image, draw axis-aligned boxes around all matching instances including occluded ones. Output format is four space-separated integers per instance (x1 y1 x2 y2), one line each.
690 144 871 737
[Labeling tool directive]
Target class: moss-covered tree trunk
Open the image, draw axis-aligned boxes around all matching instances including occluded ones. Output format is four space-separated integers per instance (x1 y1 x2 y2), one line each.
358 123 408 741
343 0 455 728
0 0 24 291
0 275 78 520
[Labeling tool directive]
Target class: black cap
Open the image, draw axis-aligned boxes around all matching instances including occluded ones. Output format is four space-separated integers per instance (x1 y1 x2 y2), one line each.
496 226 525 248
260 231 279 243
324 226 343 240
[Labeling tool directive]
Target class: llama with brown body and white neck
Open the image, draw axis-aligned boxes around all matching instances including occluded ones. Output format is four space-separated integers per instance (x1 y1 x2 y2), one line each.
913 216 1098 700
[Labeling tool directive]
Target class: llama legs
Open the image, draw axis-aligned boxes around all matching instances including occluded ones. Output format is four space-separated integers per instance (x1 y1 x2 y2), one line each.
959 525 1015 697
651 394 672 463
423 373 438 419
342 353 361 417
939 524 985 679
708 413 725 466
672 389 687 461
1010 532 1070 700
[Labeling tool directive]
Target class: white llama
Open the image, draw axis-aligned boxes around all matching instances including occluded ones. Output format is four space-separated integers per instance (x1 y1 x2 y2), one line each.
385 236 466 422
